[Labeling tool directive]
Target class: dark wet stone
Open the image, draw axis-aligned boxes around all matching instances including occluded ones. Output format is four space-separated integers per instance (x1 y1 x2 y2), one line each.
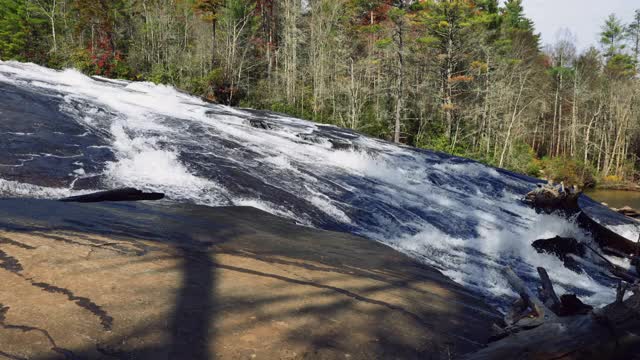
532 236 587 272
247 119 275 130
60 188 165 203
557 294 593 316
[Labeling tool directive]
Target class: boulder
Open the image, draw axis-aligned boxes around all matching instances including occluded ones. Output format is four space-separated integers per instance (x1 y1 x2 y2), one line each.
531 236 586 272
556 294 593 316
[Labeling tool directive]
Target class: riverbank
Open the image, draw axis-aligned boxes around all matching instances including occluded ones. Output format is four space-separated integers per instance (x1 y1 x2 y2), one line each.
0 199 500 359
591 182 640 192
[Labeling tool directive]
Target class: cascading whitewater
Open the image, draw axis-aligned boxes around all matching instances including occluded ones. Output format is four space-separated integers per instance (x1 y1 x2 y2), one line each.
0 61 631 309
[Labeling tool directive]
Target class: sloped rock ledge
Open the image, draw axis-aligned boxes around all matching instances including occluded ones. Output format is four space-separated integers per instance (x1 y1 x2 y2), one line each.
0 199 499 359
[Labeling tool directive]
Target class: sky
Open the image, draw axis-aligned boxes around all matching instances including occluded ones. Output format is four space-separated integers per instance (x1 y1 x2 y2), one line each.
516 0 638 51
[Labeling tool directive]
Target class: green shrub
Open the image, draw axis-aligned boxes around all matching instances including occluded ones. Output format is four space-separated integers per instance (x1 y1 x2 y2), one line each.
540 157 596 187
506 141 540 177
417 133 472 158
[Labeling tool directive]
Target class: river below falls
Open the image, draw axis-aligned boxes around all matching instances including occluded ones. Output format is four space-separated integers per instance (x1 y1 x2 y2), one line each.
586 189 640 209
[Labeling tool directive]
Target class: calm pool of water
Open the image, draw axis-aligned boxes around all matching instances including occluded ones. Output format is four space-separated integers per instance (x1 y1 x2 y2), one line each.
586 189 640 209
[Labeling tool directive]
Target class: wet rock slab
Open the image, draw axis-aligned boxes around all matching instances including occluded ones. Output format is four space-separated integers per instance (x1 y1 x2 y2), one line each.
0 199 499 359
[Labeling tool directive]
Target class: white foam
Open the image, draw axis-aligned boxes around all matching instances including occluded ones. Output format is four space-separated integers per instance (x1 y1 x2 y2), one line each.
0 178 90 199
609 224 640 242
386 212 616 308
233 197 310 225
103 126 227 205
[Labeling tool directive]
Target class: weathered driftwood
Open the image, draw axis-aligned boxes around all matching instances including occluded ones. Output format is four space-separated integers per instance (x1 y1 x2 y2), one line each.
616 205 640 219
466 267 640 360
578 211 640 256
59 188 165 203
603 246 633 259
566 253 638 284
505 267 559 324
537 267 560 311
530 236 639 284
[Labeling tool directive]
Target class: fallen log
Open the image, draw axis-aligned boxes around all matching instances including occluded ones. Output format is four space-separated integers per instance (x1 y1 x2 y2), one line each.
504 267 559 325
537 267 560 312
617 206 640 219
465 268 640 360
59 188 165 203
577 211 639 255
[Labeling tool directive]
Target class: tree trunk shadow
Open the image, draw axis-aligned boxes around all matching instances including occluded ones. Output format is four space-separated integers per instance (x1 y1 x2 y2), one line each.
168 246 214 360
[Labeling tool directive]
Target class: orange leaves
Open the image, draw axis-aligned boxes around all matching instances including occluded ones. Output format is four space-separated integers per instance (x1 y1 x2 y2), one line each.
448 75 474 83
442 103 455 111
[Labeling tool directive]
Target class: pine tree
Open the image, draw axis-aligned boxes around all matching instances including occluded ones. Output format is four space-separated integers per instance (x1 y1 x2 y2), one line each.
502 0 534 32
600 14 635 78
626 9 640 63
600 14 625 58
195 0 225 67
0 0 48 62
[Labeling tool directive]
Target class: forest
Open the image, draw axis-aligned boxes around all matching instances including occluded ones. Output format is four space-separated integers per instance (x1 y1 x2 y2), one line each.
1 0 639 186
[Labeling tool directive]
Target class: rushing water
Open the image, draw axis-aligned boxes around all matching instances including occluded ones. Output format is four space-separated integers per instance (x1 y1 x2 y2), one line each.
0 61 631 309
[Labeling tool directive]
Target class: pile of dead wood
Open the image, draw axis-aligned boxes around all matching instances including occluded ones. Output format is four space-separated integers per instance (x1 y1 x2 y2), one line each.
466 267 640 359
523 181 581 213
524 182 640 274
497 183 640 358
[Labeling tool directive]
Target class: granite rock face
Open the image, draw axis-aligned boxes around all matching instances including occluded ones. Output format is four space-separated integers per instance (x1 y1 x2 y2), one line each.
0 199 499 359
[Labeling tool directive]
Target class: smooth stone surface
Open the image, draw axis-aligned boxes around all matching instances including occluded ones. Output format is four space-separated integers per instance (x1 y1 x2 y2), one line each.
0 199 500 359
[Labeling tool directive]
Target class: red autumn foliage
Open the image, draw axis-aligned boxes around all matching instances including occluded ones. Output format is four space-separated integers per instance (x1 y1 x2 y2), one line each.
87 35 119 76
355 0 393 26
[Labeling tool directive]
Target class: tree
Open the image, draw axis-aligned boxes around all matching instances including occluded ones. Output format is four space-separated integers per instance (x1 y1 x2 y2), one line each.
218 0 259 104
388 0 407 143
416 0 481 144
600 14 625 58
30 0 58 53
195 0 225 67
280 0 301 106
626 9 640 63
502 0 534 32
0 0 48 61
598 14 636 79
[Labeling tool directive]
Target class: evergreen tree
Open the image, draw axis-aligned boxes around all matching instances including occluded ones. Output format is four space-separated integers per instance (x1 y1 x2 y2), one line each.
195 0 225 67
502 0 533 31
626 9 640 62
600 14 625 58
0 0 48 61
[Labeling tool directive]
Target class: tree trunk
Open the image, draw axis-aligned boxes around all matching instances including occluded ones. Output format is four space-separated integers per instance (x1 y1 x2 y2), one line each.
211 19 217 68
50 15 57 53
394 20 403 144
